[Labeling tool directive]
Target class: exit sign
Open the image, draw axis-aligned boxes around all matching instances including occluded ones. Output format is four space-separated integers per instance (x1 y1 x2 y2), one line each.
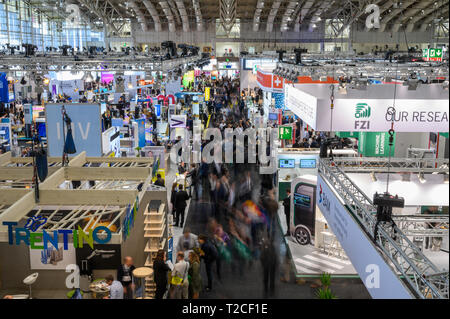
279 126 293 140
423 48 443 61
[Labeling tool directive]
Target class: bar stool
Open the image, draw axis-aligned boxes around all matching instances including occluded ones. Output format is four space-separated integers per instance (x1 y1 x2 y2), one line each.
132 267 153 299
23 273 39 299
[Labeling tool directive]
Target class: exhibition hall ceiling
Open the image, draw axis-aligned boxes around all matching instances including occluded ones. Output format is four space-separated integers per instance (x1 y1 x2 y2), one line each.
25 0 449 33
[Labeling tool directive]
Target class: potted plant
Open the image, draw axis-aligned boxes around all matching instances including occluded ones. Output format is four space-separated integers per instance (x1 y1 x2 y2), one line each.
315 287 337 299
135 146 142 157
319 272 332 289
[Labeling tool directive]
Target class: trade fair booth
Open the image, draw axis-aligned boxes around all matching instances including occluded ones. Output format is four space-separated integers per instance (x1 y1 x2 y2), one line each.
0 152 168 299
317 157 449 299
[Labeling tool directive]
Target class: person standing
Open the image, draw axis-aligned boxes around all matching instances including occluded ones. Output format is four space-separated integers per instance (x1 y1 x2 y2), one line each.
170 252 190 299
176 228 199 256
198 234 219 291
117 256 136 299
175 184 190 228
283 189 291 236
170 183 178 216
153 250 171 299
188 252 202 299
104 275 124 299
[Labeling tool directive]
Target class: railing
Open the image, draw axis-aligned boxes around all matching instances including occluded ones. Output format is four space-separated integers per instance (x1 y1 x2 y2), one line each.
319 158 449 299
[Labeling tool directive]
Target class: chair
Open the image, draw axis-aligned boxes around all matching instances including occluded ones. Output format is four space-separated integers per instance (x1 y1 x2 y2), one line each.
23 273 39 299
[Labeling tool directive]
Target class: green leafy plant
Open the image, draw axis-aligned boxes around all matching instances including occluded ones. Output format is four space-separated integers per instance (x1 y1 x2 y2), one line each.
315 287 337 299
135 146 142 157
319 272 332 288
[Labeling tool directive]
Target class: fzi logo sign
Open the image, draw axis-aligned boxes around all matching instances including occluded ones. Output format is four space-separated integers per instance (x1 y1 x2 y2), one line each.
355 103 372 130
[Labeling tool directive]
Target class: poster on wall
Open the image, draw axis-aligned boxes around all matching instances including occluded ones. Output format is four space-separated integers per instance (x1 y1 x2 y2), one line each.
291 180 316 246
45 104 102 157
29 244 76 270
76 244 122 274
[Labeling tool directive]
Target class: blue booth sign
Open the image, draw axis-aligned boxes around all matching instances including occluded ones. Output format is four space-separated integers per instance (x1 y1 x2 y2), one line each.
45 104 102 157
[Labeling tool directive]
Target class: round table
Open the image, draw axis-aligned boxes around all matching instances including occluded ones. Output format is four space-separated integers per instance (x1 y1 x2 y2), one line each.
132 267 153 299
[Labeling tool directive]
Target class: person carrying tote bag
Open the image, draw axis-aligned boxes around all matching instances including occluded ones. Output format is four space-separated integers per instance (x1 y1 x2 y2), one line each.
170 252 189 299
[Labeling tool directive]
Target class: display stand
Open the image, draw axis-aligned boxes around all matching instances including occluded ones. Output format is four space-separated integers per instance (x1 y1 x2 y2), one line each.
143 200 167 298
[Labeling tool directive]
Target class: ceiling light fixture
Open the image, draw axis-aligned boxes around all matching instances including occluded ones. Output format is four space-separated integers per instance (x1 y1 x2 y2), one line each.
371 171 377 182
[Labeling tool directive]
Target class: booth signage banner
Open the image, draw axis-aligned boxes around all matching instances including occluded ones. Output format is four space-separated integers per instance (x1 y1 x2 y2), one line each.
358 131 396 157
102 126 121 157
256 69 284 93
205 87 210 102
170 115 187 128
45 103 102 157
316 175 413 299
285 85 318 130
23 104 33 125
154 104 161 117
135 118 146 148
316 98 449 132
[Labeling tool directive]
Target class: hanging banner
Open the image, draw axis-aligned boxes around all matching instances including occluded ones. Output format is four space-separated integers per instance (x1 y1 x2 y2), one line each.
45 104 102 157
316 175 413 299
286 85 449 133
358 131 396 157
317 98 449 133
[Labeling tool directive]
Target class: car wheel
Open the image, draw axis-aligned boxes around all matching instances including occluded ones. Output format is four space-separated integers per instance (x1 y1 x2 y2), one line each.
294 226 311 245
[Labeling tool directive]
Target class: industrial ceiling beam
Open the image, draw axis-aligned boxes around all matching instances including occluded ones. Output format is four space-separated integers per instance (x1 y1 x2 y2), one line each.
142 0 162 32
159 0 177 32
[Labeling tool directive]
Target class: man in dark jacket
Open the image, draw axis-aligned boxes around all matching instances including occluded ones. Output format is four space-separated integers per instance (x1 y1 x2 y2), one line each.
186 164 199 200
283 189 291 236
175 184 190 227
117 256 136 299
198 234 219 291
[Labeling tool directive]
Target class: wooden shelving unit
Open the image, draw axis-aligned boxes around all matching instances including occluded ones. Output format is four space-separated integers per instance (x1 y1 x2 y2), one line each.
143 200 167 298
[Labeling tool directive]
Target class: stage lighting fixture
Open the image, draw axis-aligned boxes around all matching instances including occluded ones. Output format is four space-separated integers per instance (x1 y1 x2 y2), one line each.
418 172 426 183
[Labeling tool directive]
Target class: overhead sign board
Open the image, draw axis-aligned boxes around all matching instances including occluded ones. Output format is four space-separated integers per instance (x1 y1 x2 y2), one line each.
422 48 443 62
316 98 449 133
256 69 284 93
316 175 413 299
170 115 187 128
285 85 318 130
45 104 102 157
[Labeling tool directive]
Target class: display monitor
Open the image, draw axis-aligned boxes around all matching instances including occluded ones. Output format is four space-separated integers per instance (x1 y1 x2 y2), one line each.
279 159 295 168
268 113 278 121
300 159 316 168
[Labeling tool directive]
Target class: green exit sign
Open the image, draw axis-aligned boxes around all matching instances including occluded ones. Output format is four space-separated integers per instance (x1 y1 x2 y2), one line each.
423 48 443 61
279 126 292 140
